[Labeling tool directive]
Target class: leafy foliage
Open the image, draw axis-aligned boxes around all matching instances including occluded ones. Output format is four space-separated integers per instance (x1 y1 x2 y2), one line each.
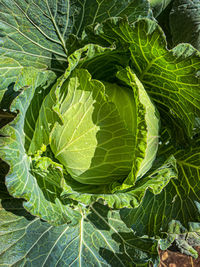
170 0 200 51
149 0 173 17
0 0 200 265
0 0 152 69
0 170 158 266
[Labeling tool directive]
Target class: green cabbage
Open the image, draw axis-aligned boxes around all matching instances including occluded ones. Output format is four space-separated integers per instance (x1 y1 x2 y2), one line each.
0 1 200 264
49 68 159 185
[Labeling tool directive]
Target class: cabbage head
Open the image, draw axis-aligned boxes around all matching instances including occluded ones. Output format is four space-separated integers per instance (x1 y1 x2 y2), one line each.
49 69 159 186
27 48 159 194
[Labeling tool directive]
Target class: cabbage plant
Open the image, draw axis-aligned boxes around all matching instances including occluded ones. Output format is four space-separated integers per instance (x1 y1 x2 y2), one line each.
0 0 200 266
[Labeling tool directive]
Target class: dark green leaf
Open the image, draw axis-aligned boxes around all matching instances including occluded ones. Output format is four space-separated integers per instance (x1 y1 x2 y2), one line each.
121 139 200 246
0 189 159 267
149 0 173 17
0 0 152 71
170 0 200 51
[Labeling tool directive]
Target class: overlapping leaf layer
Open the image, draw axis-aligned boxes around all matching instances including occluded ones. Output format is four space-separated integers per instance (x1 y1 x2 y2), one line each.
0 0 200 266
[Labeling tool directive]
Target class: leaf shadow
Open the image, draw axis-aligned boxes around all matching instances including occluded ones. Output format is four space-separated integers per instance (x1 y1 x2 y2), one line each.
0 82 21 110
0 82 19 129
99 231 158 266
87 202 110 231
0 159 35 221
86 203 158 266
50 53 67 75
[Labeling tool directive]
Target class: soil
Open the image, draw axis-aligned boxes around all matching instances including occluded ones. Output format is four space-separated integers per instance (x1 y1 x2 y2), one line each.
159 247 200 267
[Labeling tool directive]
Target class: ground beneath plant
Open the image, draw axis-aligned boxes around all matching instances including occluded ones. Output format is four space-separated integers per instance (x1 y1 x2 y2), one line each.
159 247 200 266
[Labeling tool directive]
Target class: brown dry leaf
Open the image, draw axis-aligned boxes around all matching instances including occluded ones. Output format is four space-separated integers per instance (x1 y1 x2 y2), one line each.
162 252 169 261
159 247 200 267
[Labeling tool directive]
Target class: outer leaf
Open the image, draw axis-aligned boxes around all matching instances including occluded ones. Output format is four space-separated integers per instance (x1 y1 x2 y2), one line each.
90 18 200 136
116 68 159 180
0 182 159 267
149 0 173 17
159 220 200 258
0 67 81 225
0 0 152 70
60 154 176 210
155 1 174 49
0 56 23 102
121 138 200 248
170 0 200 51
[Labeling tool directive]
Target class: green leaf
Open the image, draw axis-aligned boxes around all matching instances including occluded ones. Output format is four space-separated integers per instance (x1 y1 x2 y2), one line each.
121 138 200 244
170 0 200 51
116 68 159 181
0 186 159 267
0 56 23 102
149 0 173 17
90 18 200 137
0 0 66 70
0 160 159 266
159 220 200 258
60 153 176 210
31 157 67 205
155 1 174 49
0 0 152 70
0 67 81 225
